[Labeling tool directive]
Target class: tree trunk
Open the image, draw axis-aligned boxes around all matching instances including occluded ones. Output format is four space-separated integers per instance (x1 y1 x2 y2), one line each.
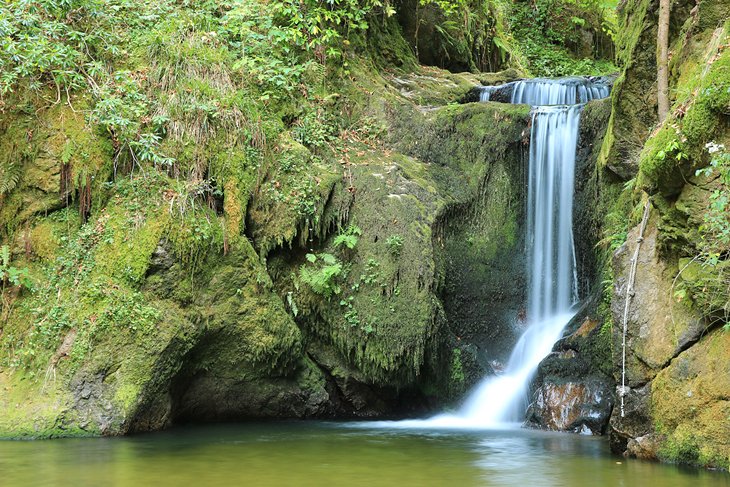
657 0 670 123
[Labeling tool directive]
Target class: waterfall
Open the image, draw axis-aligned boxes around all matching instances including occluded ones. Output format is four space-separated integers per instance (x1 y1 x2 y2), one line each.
510 78 610 105
479 77 610 105
479 85 499 102
455 103 583 425
359 77 610 430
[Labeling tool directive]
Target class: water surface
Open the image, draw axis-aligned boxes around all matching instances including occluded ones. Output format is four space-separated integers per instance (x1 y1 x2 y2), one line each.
2 422 728 486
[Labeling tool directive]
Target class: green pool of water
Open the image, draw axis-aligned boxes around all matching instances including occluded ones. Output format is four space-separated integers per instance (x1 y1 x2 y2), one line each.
1 422 728 486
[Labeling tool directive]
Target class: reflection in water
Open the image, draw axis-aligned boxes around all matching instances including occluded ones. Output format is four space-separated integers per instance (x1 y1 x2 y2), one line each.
1 423 727 487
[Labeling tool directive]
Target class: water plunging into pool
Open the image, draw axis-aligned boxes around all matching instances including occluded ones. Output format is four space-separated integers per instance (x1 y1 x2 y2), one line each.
371 78 610 429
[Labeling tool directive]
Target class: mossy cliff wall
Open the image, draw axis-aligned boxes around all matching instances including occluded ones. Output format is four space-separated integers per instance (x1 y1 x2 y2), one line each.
592 0 730 470
0 38 529 438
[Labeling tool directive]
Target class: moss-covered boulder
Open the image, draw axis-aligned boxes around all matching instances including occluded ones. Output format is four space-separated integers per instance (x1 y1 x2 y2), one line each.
651 328 730 468
0 45 534 436
262 99 530 402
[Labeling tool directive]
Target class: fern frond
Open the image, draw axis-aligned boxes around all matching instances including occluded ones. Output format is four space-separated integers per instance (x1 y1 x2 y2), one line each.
0 160 21 195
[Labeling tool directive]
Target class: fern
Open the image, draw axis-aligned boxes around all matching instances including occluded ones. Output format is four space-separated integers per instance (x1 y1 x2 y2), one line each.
300 253 344 298
333 224 361 250
0 160 21 195
1 245 9 268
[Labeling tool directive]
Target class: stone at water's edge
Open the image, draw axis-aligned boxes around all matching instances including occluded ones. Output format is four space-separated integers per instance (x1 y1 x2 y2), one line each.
528 380 611 434
527 312 615 435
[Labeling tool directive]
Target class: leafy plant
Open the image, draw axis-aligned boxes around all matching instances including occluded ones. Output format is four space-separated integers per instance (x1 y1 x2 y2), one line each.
685 142 730 331
696 143 730 250
0 0 164 96
89 70 174 171
293 111 337 150
656 138 689 163
344 308 360 327
0 160 22 195
333 224 362 250
0 245 31 323
0 246 30 289
228 0 394 100
361 258 380 285
300 252 344 298
385 234 403 256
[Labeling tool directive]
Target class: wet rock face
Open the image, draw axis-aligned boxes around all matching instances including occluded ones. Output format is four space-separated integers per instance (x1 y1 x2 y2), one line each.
573 97 612 298
610 213 706 387
608 383 654 455
528 309 615 435
68 372 120 434
607 214 730 468
527 380 613 434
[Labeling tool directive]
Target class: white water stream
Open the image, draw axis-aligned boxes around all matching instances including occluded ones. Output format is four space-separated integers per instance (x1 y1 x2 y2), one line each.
366 78 610 430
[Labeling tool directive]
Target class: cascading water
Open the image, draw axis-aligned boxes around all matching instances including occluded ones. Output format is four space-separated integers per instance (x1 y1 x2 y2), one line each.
456 102 584 426
510 77 610 105
360 78 610 430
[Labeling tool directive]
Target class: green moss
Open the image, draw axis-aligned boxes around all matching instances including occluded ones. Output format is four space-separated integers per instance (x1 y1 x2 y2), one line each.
28 221 60 261
191 242 303 375
637 125 688 196
599 0 656 178
681 45 730 149
258 99 530 394
449 348 465 398
614 0 652 67
659 427 702 466
651 329 730 470
166 206 225 273
0 370 72 439
95 198 169 285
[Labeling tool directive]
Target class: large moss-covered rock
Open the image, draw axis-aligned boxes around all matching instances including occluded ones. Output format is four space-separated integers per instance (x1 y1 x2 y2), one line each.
651 329 730 468
263 99 530 401
527 311 615 435
0 52 533 436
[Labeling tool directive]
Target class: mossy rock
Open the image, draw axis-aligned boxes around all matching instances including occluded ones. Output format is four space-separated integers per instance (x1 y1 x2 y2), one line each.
652 328 730 470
